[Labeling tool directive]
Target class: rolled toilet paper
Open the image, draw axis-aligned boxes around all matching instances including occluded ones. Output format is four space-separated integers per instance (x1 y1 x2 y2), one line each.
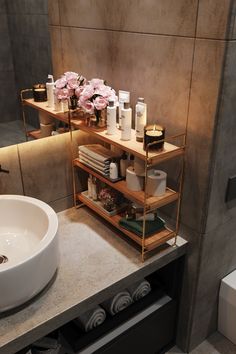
39 111 53 125
126 166 144 191
134 156 145 176
40 123 54 138
146 170 167 197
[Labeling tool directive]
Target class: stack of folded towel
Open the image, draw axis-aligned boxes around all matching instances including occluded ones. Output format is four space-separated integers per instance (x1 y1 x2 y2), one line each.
74 305 106 332
78 144 119 177
119 216 165 237
74 279 152 333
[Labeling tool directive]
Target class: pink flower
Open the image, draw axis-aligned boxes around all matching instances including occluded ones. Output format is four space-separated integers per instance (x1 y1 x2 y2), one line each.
64 71 78 81
93 96 108 110
55 87 73 100
90 78 104 88
75 86 84 97
80 84 94 100
55 77 67 89
79 99 94 114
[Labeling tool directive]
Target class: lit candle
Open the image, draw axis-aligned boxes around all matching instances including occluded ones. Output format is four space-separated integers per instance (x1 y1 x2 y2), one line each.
143 124 165 151
33 84 47 102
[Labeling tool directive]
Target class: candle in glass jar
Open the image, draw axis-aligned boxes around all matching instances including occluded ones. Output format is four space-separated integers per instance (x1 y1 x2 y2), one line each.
33 84 47 102
143 124 165 151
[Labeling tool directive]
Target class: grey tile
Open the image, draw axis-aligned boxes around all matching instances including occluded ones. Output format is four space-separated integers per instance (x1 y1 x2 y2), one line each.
0 0 6 13
18 133 73 203
49 195 74 212
176 225 202 351
7 13 50 38
0 71 19 123
48 0 60 25
61 27 112 82
181 39 226 233
196 0 232 39
0 14 14 71
0 144 23 195
59 0 198 37
206 41 236 232
49 26 63 78
6 0 48 15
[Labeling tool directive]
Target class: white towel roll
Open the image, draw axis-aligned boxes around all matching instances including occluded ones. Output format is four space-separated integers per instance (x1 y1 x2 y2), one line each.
101 291 133 315
75 305 106 332
128 279 151 301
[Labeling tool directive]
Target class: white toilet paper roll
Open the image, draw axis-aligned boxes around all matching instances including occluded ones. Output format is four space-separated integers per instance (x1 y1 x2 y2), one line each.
126 166 144 191
134 156 145 176
146 170 167 197
39 111 53 125
40 123 54 138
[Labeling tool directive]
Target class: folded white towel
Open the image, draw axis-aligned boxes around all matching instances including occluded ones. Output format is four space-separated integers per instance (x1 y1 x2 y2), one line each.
101 291 133 316
127 279 151 302
79 144 119 163
74 306 106 332
79 158 110 176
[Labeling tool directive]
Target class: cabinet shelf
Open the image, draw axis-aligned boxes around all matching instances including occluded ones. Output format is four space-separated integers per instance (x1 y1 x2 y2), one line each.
74 159 179 210
78 193 175 252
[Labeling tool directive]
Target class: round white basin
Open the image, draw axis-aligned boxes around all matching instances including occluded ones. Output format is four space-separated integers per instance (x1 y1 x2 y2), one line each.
0 195 59 312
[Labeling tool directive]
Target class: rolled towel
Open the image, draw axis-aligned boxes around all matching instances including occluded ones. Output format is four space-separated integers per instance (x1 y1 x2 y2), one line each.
127 279 151 302
74 305 106 332
101 291 133 316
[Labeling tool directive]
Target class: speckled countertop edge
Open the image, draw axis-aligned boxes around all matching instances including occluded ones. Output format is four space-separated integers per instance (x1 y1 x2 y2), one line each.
0 207 187 354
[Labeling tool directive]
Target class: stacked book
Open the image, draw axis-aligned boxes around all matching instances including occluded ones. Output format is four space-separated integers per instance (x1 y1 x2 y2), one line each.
78 144 119 177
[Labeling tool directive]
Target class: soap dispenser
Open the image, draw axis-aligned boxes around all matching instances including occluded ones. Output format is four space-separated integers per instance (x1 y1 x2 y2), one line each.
46 74 54 108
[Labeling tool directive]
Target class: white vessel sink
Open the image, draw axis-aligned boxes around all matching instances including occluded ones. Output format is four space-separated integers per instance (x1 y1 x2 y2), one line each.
0 195 59 312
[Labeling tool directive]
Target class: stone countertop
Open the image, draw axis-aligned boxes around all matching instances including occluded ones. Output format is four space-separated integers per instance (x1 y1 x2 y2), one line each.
0 207 187 354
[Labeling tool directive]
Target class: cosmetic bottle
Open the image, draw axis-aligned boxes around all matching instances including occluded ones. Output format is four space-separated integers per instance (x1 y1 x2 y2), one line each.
46 74 54 108
118 90 130 129
91 177 98 201
135 97 147 142
120 152 128 177
121 102 132 141
107 100 117 135
110 159 118 180
88 174 93 198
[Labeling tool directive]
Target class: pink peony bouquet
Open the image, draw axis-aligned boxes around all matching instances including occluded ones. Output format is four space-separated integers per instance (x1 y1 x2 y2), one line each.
54 71 86 101
79 78 118 114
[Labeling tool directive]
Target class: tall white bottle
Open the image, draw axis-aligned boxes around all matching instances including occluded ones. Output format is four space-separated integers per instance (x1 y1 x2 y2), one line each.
135 97 147 142
46 74 54 108
107 100 117 135
118 90 130 129
121 102 132 141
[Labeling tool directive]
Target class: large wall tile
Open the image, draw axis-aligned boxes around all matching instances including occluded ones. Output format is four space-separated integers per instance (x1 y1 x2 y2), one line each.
110 31 194 135
196 0 232 39
18 134 73 203
0 0 6 13
48 0 60 25
206 41 236 232
0 14 14 71
61 27 112 81
49 26 63 78
0 71 19 123
0 145 23 195
181 39 226 233
6 0 48 14
59 0 198 37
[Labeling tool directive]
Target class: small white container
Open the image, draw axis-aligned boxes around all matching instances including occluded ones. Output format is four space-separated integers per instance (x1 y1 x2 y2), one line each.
110 161 118 180
107 100 117 135
135 98 147 142
46 74 54 108
121 102 132 141
118 90 130 129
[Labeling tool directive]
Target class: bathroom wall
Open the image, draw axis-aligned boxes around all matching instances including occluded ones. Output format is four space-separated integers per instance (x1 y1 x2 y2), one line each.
47 0 236 351
0 0 18 123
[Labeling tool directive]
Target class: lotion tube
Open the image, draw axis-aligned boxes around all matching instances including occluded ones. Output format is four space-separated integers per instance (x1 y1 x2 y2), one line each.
46 74 54 108
118 90 130 129
107 100 117 135
121 102 132 141
135 98 147 142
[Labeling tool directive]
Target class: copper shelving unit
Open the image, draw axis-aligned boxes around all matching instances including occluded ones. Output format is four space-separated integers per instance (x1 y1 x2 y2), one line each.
20 95 186 261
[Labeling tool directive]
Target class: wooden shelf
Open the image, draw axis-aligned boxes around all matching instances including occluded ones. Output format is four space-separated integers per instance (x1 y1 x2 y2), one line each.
74 159 179 210
78 193 176 251
23 98 185 164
